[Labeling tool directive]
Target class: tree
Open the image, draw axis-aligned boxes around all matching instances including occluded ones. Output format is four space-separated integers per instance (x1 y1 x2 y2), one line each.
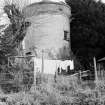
66 0 105 69
0 4 31 64
0 3 32 92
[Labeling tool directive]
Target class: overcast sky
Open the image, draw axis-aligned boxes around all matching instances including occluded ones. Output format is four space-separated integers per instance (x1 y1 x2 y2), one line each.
100 0 105 3
0 0 105 26
0 0 66 25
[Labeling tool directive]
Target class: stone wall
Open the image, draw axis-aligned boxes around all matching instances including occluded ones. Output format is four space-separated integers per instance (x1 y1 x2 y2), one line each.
22 2 71 60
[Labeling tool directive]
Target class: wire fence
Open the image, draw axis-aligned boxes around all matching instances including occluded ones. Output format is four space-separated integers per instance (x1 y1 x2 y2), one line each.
0 55 92 92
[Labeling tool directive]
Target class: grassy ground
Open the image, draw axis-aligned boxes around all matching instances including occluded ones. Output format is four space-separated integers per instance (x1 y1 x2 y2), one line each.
0 73 105 105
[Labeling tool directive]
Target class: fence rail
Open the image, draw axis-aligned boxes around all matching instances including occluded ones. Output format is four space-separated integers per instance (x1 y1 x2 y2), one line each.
0 55 91 85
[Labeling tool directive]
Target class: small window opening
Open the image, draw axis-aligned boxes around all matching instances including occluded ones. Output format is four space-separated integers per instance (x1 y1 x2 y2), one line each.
59 8 63 11
64 31 70 41
26 52 32 55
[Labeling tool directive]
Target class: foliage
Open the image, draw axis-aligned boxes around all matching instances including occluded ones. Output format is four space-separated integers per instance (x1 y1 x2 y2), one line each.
0 3 31 92
0 4 31 64
0 62 34 93
66 0 105 69
0 75 105 105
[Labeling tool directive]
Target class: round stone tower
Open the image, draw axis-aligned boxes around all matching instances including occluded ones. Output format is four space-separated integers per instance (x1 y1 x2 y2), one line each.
22 0 71 60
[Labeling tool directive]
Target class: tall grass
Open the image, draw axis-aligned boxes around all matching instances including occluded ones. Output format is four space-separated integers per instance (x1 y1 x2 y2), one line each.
0 73 105 105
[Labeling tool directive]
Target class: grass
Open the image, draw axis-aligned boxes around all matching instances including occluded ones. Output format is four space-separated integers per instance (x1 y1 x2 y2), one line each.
0 73 105 105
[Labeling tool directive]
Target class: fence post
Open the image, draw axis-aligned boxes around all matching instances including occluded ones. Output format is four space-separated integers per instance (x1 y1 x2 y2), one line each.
8 57 9 67
34 57 36 85
93 57 98 84
79 70 82 82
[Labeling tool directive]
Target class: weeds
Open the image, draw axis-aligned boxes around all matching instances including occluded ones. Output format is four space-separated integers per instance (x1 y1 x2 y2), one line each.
0 73 105 105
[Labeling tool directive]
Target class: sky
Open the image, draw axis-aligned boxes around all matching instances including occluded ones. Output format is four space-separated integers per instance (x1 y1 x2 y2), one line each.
0 0 105 26
101 0 105 3
0 0 66 26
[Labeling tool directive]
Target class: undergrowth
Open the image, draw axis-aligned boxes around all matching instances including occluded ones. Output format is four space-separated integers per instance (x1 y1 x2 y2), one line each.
0 73 105 105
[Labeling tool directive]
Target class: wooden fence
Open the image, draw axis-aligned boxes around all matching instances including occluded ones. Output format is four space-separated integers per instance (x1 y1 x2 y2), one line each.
0 56 92 87
97 64 105 80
